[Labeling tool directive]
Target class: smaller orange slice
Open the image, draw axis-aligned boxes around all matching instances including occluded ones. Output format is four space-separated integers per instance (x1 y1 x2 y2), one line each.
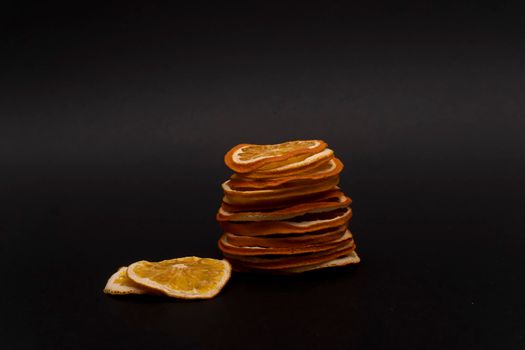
127 257 231 299
103 267 149 295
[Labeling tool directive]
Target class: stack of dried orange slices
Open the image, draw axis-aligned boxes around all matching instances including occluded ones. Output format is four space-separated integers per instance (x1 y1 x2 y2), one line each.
217 140 360 273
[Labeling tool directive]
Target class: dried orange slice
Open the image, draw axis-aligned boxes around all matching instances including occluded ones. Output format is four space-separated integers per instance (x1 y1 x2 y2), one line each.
221 189 345 212
221 175 340 207
103 267 149 295
217 192 351 222
222 175 339 198
223 225 348 248
243 148 334 178
219 207 352 236
225 240 356 270
218 230 353 256
127 257 231 299
229 158 344 190
281 252 360 273
224 140 327 173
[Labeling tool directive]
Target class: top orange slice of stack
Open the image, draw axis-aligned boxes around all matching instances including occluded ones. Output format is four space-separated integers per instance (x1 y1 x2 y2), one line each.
224 140 329 174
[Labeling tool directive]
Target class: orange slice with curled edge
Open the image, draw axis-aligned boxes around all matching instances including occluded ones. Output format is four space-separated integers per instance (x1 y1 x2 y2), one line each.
103 267 149 295
229 158 344 190
224 140 327 173
127 257 231 299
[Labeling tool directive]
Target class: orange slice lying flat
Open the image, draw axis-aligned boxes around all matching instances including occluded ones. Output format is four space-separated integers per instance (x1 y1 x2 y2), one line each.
127 257 231 299
224 140 327 173
103 267 149 295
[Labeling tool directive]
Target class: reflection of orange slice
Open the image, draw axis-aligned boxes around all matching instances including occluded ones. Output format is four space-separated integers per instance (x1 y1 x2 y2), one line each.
103 267 149 295
242 149 334 179
223 225 348 248
217 192 351 222
222 175 339 206
219 230 353 256
224 140 327 173
127 257 231 299
219 207 352 236
229 158 344 190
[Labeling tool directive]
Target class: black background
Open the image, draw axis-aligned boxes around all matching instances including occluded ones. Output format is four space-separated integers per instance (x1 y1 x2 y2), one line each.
1 1 525 349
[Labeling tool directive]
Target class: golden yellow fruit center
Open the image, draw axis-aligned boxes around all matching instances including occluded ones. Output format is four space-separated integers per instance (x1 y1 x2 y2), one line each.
238 141 317 161
132 258 226 294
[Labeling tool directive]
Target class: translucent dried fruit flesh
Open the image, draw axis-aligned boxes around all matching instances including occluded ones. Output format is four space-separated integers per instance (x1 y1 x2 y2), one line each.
127 257 231 299
237 141 319 162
